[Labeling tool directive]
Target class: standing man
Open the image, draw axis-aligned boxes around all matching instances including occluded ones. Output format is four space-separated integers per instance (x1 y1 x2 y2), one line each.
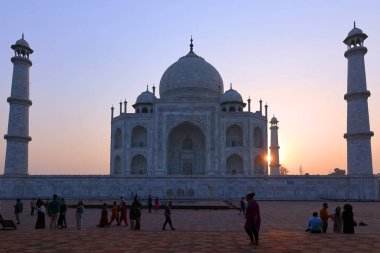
244 193 261 246
162 201 176 231
30 198 36 216
14 198 23 224
48 194 61 229
320 203 329 233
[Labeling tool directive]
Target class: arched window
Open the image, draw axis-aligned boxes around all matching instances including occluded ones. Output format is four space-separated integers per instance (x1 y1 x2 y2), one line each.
254 127 264 148
131 155 147 175
135 108 139 113
254 155 266 175
226 154 243 175
229 106 236 112
114 156 121 175
222 107 227 112
131 126 148 147
238 107 242 112
114 128 122 149
182 138 193 150
142 107 148 113
226 125 243 147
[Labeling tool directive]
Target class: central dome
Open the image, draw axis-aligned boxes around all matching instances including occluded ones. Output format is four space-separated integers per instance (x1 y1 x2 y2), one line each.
159 48 224 98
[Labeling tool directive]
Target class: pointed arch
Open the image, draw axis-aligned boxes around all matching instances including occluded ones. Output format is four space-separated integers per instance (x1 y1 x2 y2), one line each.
131 154 147 175
254 127 264 148
226 125 243 147
254 154 266 175
114 156 122 175
114 128 122 149
226 154 243 175
131 126 147 147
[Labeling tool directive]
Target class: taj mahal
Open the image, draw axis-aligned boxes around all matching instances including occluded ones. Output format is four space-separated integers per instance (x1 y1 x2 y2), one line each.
0 25 378 200
110 38 273 177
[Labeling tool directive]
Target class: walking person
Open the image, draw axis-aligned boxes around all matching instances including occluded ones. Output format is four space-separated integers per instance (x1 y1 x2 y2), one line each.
58 198 68 229
319 203 330 233
154 197 159 214
76 201 84 230
129 201 139 230
244 193 261 246
30 198 36 216
118 202 128 226
35 202 46 229
342 204 356 233
148 195 153 213
48 194 61 230
97 203 109 228
239 197 246 215
162 201 176 231
333 206 343 233
14 198 23 224
109 201 120 225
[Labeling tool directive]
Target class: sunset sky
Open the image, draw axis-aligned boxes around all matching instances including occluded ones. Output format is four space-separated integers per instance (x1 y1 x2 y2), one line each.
0 1 379 175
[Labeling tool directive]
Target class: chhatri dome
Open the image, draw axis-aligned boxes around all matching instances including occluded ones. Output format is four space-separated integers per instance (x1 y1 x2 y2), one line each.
135 86 156 105
220 85 243 104
159 37 224 98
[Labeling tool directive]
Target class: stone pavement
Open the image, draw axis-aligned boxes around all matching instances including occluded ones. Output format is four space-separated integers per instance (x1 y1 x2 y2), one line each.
1 200 380 252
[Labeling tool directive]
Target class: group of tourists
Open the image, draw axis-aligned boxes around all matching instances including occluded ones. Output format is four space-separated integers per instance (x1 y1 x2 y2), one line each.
17 194 84 230
306 202 357 234
96 195 175 231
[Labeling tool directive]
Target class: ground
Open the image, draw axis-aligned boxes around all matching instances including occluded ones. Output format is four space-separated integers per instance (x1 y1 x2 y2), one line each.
1 200 380 252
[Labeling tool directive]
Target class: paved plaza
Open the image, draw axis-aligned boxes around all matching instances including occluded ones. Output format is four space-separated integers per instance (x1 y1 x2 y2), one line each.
1 200 380 252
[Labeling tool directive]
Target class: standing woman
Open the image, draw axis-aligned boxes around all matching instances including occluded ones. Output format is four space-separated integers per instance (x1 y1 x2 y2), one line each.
342 204 356 233
35 202 46 229
154 197 160 214
333 206 343 233
76 201 84 230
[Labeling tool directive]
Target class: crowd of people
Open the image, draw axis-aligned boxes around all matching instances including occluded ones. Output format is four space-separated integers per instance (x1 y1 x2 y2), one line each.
6 193 365 248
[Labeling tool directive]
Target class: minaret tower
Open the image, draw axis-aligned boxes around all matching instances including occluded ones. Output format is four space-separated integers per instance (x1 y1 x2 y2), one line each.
269 116 280 175
343 23 374 175
3 34 33 175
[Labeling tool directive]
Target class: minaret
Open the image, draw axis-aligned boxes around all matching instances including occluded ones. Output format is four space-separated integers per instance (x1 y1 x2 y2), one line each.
269 116 280 175
4 34 33 175
343 23 374 175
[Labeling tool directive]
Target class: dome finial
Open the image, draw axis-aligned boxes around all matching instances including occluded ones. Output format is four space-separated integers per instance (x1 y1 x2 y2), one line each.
354 21 356 28
146 85 149 91
190 35 193 52
230 82 232 90
22 33 24 40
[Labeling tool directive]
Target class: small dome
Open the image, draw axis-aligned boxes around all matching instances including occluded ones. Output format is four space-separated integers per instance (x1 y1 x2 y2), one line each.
220 88 243 104
135 90 156 104
347 27 363 37
270 116 279 124
15 38 30 48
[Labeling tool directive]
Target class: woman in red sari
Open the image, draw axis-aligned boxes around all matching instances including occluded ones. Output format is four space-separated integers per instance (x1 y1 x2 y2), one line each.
154 197 160 214
97 203 109 227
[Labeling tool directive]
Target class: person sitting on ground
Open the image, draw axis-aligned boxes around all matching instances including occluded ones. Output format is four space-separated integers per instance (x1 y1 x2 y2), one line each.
306 212 323 233
97 203 109 228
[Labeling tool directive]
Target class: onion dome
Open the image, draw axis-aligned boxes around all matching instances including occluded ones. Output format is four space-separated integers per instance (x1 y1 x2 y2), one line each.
220 87 243 104
134 89 156 105
159 37 223 98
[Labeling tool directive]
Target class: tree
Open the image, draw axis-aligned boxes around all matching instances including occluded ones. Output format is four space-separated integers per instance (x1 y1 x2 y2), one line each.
329 168 346 175
279 166 289 175
299 165 304 175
